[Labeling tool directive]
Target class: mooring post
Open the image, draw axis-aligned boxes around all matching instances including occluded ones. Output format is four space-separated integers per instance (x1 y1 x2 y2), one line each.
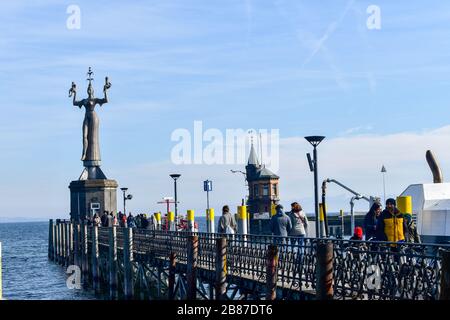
215 237 227 300
206 208 215 233
65 222 71 267
440 249 450 300
109 226 118 299
266 244 279 300
238 206 248 235
316 240 334 300
61 222 66 265
187 210 195 232
73 223 80 267
56 220 61 264
48 219 54 260
81 222 89 287
68 222 74 265
168 211 176 231
155 212 162 230
187 235 198 299
123 227 134 300
53 223 57 263
92 225 100 293
168 252 177 300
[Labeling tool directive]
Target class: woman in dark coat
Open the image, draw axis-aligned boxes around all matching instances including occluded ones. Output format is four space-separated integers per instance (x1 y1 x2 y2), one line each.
363 202 382 240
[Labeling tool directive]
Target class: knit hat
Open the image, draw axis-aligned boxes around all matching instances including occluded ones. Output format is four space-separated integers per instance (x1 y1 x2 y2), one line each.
386 198 396 206
354 227 363 238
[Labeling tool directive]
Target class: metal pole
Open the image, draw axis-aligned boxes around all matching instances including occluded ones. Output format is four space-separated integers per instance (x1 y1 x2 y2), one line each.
350 198 355 235
174 180 178 222
207 189 210 211
314 146 320 238
123 190 126 215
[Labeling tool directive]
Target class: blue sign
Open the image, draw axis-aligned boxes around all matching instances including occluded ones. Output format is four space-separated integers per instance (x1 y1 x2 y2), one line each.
203 180 212 192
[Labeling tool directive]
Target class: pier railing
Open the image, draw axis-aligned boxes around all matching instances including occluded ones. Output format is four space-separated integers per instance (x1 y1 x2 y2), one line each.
48 219 450 300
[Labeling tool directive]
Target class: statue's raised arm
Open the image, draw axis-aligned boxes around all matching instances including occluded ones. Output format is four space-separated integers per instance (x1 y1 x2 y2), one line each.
69 82 84 108
96 77 111 106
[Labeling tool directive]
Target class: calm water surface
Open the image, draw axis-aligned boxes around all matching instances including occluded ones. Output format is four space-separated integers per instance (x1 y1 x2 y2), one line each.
0 218 210 300
0 221 96 300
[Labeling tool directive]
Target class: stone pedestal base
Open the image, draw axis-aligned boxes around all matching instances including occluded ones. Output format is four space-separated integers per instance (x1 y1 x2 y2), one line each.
69 179 118 221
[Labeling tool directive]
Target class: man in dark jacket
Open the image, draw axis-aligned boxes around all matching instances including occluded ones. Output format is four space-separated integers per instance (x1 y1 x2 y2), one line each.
376 198 409 242
269 204 292 237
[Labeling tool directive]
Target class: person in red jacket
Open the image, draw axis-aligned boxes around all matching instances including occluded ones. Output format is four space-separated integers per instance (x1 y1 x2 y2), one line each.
350 226 363 240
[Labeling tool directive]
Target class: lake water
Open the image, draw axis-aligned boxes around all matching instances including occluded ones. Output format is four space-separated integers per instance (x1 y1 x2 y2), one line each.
0 218 209 300
0 222 96 300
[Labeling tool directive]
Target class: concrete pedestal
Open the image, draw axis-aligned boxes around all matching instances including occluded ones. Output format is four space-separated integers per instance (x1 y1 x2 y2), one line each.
69 179 118 221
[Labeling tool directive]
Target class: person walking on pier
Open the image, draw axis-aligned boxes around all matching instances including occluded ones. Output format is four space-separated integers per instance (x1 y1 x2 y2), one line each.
288 202 308 242
364 202 382 240
121 213 127 228
127 213 136 228
218 205 237 234
404 213 421 243
350 226 363 241
376 198 409 243
269 204 292 238
107 212 114 227
93 213 101 227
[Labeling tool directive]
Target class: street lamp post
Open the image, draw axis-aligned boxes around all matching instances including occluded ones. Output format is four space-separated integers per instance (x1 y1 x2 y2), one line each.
120 187 133 216
170 174 181 222
381 165 387 204
305 135 325 238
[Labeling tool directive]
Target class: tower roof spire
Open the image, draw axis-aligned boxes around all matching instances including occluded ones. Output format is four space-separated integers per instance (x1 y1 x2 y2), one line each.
247 140 260 166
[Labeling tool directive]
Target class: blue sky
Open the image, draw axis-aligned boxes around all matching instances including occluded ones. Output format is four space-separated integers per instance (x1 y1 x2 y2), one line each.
1 0 450 220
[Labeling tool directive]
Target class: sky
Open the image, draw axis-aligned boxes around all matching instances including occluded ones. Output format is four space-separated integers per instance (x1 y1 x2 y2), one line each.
1 0 450 220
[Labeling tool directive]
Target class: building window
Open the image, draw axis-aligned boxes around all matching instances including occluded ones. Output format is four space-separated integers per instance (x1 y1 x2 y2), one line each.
272 184 277 196
253 184 259 197
262 184 269 196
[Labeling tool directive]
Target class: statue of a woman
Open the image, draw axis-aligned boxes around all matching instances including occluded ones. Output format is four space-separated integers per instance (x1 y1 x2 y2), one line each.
69 68 111 166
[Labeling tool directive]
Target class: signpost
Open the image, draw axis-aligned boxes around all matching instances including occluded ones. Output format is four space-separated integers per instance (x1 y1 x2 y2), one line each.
204 180 212 210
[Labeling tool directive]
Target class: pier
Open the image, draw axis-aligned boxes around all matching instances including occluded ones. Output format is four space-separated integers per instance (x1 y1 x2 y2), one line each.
48 219 450 300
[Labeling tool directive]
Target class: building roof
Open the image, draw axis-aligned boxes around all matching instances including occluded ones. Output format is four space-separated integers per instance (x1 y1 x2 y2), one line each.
256 166 279 179
247 143 260 166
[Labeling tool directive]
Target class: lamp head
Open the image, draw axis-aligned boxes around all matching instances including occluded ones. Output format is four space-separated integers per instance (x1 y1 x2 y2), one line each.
170 174 181 180
304 136 325 147
120 187 128 192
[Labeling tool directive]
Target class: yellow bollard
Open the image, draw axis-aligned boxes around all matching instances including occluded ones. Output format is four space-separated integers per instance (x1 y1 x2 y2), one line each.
271 203 277 216
154 212 161 230
397 196 412 215
168 211 175 231
237 206 248 234
319 203 327 237
206 208 215 233
187 210 195 232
